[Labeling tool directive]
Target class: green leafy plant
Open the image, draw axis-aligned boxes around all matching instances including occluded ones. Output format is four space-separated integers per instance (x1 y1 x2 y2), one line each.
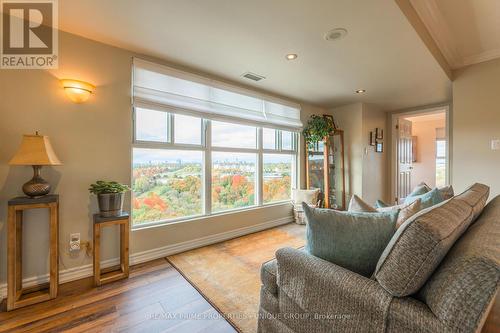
303 115 336 148
89 180 130 195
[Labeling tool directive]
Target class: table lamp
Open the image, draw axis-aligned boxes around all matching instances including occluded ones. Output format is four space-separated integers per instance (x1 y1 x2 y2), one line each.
9 132 62 197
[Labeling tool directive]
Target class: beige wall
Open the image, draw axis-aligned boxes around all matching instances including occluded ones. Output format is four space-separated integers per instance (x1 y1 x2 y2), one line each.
409 118 445 189
361 104 387 205
452 58 500 199
0 31 326 283
329 103 363 199
330 103 387 205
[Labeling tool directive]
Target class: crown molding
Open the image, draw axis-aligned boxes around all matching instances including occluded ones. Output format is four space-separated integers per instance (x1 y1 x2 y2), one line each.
409 0 462 69
462 47 500 68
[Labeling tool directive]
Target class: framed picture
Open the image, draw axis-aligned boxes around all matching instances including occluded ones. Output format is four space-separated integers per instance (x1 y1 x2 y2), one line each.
376 141 383 153
376 128 383 140
369 131 375 146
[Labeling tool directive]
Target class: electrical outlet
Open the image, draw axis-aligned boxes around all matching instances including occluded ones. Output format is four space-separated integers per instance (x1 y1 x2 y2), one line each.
69 233 81 252
491 139 500 151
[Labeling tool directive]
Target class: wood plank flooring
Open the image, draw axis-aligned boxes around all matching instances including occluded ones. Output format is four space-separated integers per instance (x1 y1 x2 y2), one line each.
0 259 237 333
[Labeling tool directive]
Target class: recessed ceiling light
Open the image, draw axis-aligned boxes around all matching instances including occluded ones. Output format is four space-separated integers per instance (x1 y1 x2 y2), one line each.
286 53 298 60
324 28 348 41
355 89 366 94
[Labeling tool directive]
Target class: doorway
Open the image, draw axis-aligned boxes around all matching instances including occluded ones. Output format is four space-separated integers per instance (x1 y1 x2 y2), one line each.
391 106 450 203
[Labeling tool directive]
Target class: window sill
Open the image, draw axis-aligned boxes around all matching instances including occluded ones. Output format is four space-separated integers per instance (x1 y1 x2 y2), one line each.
131 201 292 231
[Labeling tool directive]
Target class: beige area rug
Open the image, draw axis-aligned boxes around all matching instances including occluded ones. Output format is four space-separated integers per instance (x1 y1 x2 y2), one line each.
167 223 306 333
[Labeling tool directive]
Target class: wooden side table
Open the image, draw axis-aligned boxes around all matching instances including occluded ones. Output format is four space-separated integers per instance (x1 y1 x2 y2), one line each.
7 195 59 311
93 213 130 286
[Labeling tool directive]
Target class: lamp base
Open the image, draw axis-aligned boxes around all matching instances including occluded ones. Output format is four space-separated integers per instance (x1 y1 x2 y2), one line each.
22 166 51 198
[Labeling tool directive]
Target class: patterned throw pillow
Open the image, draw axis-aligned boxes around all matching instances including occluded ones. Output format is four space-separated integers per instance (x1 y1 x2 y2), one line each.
438 185 454 200
377 199 422 229
349 195 420 229
292 189 320 205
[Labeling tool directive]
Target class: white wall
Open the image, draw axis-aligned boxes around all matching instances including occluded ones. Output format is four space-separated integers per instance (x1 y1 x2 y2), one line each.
409 118 445 189
0 31 327 285
452 58 500 199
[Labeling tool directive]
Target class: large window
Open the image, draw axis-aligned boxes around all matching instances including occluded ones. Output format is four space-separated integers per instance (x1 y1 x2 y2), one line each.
132 111 298 226
132 58 302 227
133 149 202 224
263 154 293 203
212 152 256 212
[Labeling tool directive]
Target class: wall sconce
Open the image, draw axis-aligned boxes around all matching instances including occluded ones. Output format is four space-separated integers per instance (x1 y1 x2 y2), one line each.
60 79 95 103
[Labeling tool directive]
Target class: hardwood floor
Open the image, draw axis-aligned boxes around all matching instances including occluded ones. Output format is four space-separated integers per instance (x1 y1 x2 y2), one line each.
0 256 497 333
0 259 237 333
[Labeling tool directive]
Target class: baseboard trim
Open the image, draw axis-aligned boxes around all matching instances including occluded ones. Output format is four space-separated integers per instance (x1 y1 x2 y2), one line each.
0 216 293 300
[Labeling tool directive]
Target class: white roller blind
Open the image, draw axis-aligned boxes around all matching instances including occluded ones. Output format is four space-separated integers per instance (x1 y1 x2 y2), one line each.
132 58 303 130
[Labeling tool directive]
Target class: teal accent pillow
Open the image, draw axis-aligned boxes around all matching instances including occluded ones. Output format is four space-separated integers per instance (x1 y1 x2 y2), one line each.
407 184 431 198
404 187 443 208
375 199 390 208
303 203 398 277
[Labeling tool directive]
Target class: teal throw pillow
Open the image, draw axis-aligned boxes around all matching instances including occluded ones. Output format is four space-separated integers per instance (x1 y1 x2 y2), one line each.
303 203 398 277
407 184 431 198
404 187 443 208
375 199 390 208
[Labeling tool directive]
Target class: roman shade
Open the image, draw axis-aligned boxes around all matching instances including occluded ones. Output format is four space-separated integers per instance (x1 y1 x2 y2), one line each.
132 58 302 130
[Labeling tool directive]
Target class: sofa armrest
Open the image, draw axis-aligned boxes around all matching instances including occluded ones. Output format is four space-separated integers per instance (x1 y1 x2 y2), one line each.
260 259 278 295
275 247 393 332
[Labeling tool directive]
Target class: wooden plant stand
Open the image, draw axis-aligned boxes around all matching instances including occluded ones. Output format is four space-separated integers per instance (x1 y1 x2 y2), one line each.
7 195 59 311
93 213 130 286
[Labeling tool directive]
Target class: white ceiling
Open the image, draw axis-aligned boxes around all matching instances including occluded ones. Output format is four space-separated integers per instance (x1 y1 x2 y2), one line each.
410 0 500 69
58 0 451 110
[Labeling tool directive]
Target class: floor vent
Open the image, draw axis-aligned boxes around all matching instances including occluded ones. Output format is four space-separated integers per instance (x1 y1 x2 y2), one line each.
242 72 265 82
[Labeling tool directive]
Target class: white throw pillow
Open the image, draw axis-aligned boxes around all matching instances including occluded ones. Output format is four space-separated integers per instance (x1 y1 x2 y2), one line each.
292 189 320 205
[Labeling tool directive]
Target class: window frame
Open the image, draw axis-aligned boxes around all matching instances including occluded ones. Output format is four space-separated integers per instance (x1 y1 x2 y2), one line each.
132 106 298 228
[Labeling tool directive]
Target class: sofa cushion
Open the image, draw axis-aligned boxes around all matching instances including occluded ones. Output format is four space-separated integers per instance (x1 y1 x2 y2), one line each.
417 194 499 332
348 194 377 212
303 203 398 277
454 183 489 220
374 196 474 296
260 259 278 295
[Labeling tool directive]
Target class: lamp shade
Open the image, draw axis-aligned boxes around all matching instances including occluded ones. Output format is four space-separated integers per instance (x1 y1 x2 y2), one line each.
9 134 62 166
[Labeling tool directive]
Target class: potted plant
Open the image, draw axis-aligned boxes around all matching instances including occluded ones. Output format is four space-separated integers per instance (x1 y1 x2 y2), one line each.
302 114 336 149
89 180 130 217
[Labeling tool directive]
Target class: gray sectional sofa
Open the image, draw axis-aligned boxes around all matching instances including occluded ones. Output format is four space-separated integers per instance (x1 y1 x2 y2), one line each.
258 183 499 333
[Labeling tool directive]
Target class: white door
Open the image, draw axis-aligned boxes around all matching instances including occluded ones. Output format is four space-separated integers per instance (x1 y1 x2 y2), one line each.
397 118 413 203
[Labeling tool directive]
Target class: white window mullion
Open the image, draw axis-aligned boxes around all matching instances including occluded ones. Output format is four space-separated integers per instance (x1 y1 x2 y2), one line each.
203 120 212 215
257 127 263 206
168 113 174 143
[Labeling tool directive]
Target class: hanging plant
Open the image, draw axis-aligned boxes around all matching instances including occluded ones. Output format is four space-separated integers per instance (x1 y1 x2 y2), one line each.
303 115 336 148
